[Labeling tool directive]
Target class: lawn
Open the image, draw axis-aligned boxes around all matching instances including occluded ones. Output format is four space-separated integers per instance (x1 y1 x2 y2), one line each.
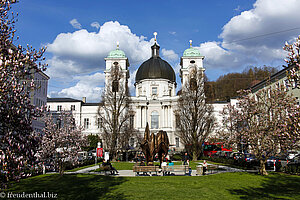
7 172 300 200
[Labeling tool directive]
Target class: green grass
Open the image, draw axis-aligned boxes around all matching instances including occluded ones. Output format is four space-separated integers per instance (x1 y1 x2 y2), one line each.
66 164 97 172
7 172 300 200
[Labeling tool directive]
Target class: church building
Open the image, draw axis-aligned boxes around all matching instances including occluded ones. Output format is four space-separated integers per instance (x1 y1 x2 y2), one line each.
47 35 233 151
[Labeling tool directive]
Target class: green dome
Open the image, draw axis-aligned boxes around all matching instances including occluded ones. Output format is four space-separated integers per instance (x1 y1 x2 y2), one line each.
183 47 201 57
107 49 126 58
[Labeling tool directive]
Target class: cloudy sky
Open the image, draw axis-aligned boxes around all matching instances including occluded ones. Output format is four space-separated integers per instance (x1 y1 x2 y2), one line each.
12 0 300 102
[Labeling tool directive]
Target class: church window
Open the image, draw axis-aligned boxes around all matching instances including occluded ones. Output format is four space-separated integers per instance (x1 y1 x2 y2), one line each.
71 105 75 111
151 111 159 129
56 118 61 129
57 105 62 111
152 87 157 95
130 115 134 129
190 60 195 64
175 137 180 148
97 118 102 129
84 118 89 129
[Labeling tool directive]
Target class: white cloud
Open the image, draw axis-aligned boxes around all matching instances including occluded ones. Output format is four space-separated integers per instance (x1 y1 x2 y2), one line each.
195 0 300 73
50 72 105 102
47 21 178 101
47 21 154 79
91 22 100 30
47 21 177 78
169 31 176 35
161 49 179 62
69 19 82 29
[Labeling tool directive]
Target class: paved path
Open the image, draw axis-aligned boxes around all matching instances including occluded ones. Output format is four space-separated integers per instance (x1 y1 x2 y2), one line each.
65 163 250 177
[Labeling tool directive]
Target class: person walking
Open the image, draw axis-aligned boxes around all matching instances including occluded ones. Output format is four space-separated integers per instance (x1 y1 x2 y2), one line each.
183 152 189 165
203 160 207 175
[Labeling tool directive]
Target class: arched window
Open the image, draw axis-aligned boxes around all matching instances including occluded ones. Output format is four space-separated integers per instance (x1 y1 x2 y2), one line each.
151 111 159 129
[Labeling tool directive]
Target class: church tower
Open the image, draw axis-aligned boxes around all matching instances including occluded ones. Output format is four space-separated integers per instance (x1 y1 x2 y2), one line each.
180 40 205 87
104 42 130 93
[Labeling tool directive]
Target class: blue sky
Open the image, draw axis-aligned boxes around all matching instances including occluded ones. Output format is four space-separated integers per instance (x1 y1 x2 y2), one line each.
12 0 300 102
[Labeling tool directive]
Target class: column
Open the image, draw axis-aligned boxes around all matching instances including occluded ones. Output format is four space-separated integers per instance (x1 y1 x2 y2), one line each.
141 106 143 128
170 105 173 129
136 106 140 128
145 106 148 126
166 106 169 128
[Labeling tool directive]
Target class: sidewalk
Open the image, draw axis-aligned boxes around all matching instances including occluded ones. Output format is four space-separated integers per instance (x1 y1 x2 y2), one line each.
67 164 247 176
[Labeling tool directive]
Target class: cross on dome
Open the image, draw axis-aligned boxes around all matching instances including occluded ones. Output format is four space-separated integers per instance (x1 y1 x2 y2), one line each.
154 32 157 42
116 41 120 49
189 40 192 47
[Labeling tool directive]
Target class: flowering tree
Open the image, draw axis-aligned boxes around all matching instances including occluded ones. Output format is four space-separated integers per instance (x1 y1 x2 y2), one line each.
220 86 299 175
175 71 216 161
218 104 246 152
97 64 134 160
283 35 300 87
0 0 46 188
40 112 87 175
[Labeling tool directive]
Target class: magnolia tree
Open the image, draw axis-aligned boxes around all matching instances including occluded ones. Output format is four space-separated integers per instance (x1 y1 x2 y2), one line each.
175 71 216 161
39 112 87 175
0 0 46 188
218 104 246 152
283 35 300 87
220 85 299 175
97 64 134 160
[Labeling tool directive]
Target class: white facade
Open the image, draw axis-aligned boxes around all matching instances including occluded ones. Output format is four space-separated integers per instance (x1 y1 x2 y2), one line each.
47 42 229 151
31 70 49 132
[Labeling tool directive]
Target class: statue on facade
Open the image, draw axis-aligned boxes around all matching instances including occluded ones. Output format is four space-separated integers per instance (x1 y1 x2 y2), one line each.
140 123 169 166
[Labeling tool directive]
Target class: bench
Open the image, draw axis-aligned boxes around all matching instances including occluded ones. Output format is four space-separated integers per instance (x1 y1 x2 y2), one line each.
98 165 118 175
206 164 219 174
162 165 191 176
133 165 160 176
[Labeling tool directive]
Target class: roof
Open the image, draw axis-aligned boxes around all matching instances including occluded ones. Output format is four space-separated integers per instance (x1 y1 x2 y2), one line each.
83 103 102 106
47 98 82 102
107 49 126 58
250 66 291 92
135 43 176 83
183 47 201 57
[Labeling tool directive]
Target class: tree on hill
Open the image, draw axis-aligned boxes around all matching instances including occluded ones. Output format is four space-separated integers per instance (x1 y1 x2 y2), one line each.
204 66 278 102
0 0 47 188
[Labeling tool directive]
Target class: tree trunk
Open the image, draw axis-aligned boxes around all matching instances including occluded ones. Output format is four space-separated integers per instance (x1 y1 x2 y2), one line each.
192 151 198 161
192 143 198 161
259 159 268 175
59 161 65 176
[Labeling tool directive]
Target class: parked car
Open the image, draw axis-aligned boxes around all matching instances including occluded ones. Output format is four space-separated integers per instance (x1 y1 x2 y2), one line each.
229 152 243 161
88 150 96 159
266 156 282 171
290 154 300 164
244 153 256 162
287 150 299 161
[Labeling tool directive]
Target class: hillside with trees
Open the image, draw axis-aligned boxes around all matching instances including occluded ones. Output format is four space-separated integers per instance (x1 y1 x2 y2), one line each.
204 66 278 102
